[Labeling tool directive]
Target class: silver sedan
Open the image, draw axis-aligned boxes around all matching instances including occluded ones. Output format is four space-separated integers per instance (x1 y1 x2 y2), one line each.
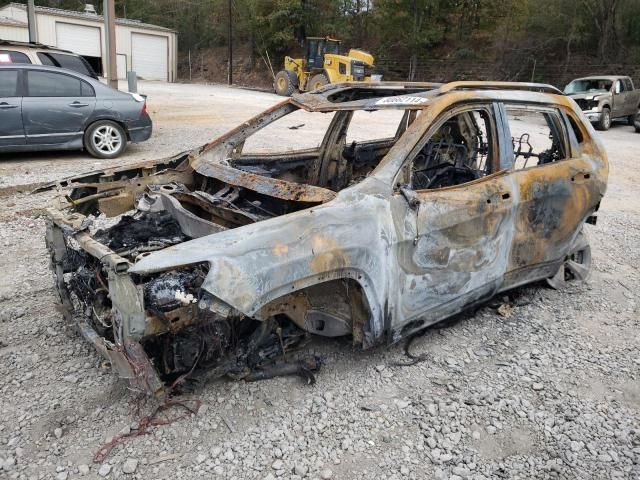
0 64 152 159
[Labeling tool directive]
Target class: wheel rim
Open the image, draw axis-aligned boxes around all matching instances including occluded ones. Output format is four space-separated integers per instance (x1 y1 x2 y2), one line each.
603 112 610 129
277 77 287 90
547 232 592 289
92 125 122 154
564 233 591 281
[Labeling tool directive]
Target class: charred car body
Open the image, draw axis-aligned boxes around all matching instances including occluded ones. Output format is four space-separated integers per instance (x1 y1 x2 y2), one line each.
41 81 608 397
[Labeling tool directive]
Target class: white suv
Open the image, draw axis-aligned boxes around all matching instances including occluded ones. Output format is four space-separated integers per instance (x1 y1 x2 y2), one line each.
0 40 97 79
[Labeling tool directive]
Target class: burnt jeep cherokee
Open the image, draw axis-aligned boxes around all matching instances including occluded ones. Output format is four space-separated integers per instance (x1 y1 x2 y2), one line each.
41 81 608 397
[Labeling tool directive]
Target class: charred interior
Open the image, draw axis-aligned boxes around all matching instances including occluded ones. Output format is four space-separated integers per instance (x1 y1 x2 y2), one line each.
52 160 336 388
227 108 417 192
411 110 492 190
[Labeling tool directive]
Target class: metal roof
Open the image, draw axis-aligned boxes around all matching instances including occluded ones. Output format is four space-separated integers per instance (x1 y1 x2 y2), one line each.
291 81 564 112
3 2 176 33
0 16 26 27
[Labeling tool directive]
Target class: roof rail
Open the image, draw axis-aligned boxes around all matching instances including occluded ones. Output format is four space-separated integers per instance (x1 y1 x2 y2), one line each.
438 81 562 95
311 81 443 94
0 39 74 53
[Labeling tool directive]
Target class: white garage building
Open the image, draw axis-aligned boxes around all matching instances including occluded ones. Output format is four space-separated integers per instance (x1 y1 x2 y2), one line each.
0 3 177 81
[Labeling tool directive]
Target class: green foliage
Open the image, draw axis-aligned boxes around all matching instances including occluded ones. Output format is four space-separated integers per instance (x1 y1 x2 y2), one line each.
3 0 638 70
235 0 307 54
373 0 448 56
113 0 226 49
454 48 478 60
621 0 640 44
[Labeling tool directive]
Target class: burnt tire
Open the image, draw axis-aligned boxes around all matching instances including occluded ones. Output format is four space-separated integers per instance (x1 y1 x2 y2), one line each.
308 73 329 92
628 112 638 126
274 70 298 96
84 120 127 159
596 107 611 131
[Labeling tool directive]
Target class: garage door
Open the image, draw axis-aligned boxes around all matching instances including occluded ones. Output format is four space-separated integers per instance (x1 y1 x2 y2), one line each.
131 33 167 81
56 23 101 57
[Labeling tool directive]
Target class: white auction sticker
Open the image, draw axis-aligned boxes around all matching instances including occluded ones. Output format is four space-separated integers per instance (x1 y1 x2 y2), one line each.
375 96 428 105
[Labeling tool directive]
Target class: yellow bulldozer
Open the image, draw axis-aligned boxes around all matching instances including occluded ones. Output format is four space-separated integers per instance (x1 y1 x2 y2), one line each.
273 37 375 96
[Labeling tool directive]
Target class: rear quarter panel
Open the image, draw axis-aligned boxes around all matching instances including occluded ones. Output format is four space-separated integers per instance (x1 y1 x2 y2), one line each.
88 94 145 133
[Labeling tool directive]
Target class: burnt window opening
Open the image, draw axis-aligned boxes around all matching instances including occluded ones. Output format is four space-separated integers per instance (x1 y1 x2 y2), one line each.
346 109 409 143
232 106 418 193
505 107 568 170
409 108 494 190
339 62 346 75
334 109 412 190
567 114 584 144
240 109 336 155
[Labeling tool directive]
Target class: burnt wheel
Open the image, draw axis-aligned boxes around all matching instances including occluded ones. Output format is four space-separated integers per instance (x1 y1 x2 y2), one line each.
547 229 592 289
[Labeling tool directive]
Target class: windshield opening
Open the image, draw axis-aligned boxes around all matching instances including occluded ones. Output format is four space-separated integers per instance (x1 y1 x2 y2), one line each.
229 104 414 192
564 79 612 95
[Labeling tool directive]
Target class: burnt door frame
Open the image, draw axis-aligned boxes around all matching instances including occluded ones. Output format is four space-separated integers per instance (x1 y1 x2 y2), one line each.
388 102 516 341
497 102 596 288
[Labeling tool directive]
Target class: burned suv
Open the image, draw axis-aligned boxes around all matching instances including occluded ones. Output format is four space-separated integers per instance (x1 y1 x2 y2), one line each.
42 82 608 397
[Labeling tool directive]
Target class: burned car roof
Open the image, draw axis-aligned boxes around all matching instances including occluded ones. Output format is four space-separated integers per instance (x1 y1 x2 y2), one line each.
289 81 564 112
41 81 607 399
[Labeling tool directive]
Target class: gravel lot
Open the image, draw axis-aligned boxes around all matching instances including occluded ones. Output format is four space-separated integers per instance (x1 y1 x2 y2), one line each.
0 81 638 480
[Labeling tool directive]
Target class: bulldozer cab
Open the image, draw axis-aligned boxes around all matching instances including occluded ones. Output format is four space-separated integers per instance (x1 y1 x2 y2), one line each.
306 37 341 71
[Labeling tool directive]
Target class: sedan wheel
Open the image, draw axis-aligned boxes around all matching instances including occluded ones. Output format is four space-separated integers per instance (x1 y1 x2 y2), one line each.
85 121 127 159
547 229 592 289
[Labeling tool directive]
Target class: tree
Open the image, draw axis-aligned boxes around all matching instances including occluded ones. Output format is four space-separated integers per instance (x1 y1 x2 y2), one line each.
374 0 451 79
581 0 621 61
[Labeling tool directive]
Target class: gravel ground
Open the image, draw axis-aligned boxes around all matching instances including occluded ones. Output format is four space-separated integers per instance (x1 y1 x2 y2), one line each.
0 81 638 480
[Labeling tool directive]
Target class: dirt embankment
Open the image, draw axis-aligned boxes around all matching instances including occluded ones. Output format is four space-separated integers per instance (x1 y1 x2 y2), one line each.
179 45 275 90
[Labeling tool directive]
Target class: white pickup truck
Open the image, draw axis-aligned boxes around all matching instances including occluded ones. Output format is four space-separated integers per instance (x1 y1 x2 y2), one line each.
564 75 640 131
